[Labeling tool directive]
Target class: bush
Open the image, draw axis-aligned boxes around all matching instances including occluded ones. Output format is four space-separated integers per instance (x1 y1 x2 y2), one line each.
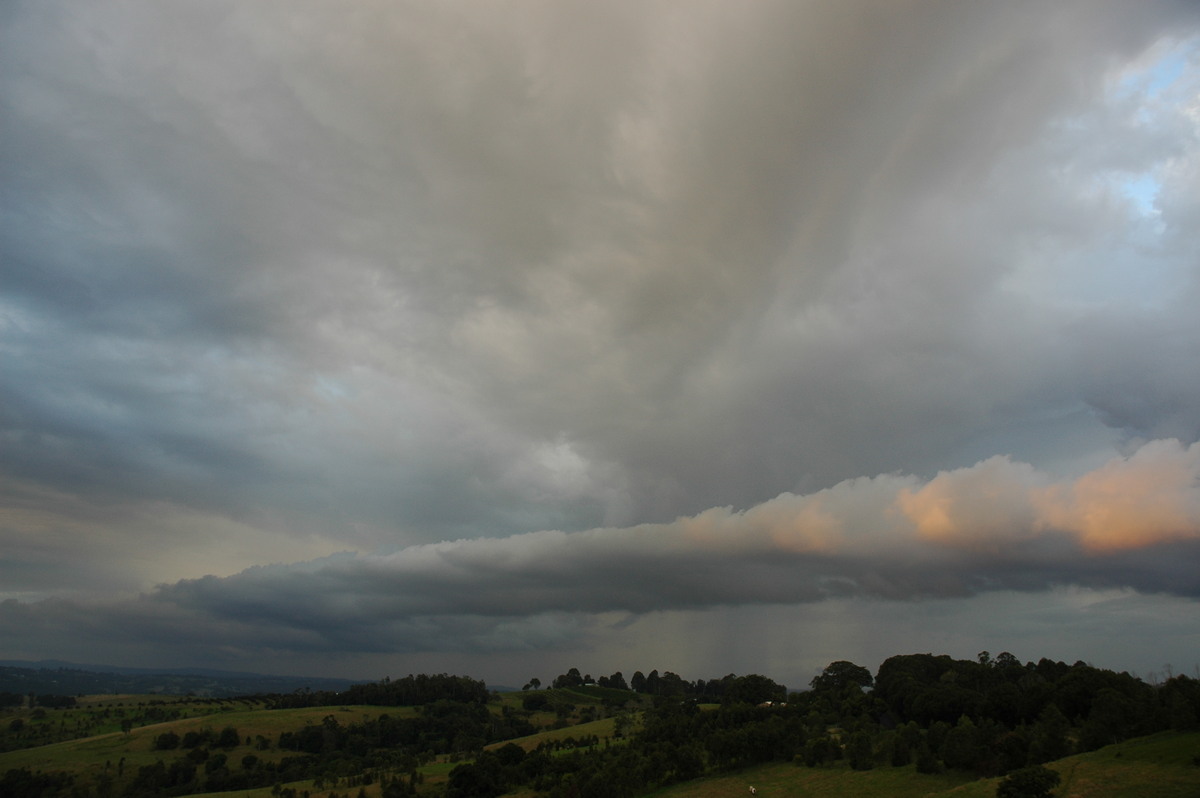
154 731 181 750
996 765 1060 798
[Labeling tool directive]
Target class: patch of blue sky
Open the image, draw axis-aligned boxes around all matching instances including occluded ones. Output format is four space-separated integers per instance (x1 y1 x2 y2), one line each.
1144 44 1189 97
1113 36 1195 102
1109 39 1199 213
999 173 1176 312
1119 172 1161 218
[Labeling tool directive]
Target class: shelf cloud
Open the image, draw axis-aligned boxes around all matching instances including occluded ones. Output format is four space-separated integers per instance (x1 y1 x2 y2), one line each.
3 0 1200 682
5 440 1197 663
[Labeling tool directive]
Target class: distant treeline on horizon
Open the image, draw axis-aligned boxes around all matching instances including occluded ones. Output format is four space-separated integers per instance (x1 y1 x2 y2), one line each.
3 651 1199 798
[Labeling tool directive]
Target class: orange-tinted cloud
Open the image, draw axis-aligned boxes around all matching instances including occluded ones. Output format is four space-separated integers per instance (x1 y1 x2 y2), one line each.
1033 439 1200 551
895 456 1044 552
895 439 1200 554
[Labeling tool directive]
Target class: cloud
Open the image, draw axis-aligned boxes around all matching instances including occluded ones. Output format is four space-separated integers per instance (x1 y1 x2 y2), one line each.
5 1 1200 541
4 439 1197 664
1034 438 1200 550
2 2 1200 678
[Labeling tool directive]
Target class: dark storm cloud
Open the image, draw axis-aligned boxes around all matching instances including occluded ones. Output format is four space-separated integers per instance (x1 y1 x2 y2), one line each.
3 1 1200 674
5 441 1198 660
4 0 1198 536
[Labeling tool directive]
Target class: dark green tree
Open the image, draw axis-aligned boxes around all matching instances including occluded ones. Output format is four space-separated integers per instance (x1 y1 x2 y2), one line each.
154 731 181 750
630 671 647 693
554 668 584 689
914 740 942 774
810 661 873 693
722 674 785 705
645 670 661 695
847 730 874 770
1028 703 1071 763
941 715 981 771
996 765 1060 798
1080 687 1142 750
217 726 241 748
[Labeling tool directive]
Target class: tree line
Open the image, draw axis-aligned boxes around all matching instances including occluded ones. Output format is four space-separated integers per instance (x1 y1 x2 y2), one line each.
541 667 787 705
448 652 1200 797
266 673 489 710
4 653 1199 798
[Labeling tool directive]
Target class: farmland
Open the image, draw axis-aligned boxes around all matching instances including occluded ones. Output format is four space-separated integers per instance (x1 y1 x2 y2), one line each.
2 656 1199 797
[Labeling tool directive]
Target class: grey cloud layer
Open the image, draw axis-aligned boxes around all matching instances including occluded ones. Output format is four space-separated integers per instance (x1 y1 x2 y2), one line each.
5 2 1200 541
3 2 1200 672
6 441 1198 659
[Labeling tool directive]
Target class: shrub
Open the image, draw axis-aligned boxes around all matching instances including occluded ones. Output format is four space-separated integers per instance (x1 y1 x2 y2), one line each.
154 731 181 750
996 765 1061 798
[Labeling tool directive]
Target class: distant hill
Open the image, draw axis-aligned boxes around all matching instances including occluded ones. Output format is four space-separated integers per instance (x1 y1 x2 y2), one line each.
0 660 358 697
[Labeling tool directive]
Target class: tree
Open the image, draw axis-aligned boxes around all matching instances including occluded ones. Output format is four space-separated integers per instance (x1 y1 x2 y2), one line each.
656 671 687 696
915 741 942 774
522 693 550 711
847 730 874 771
1080 687 1140 750
553 668 583 689
630 671 647 693
1028 704 1071 763
154 731 181 750
645 670 661 695
722 674 786 706
217 726 241 748
941 715 981 771
996 765 1060 798
810 661 873 693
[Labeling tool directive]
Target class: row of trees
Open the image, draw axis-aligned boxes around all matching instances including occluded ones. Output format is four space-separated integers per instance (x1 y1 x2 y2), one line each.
267 673 489 709
542 668 787 704
449 653 1200 798
126 698 535 798
6 655 1199 798
1 674 512 798
0 694 75 709
2 698 219 754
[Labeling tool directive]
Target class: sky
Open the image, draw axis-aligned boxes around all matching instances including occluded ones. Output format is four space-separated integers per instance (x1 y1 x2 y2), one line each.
3 0 1200 690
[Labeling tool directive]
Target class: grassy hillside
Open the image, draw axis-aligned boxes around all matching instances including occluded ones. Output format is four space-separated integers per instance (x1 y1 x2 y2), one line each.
4 689 1198 798
0 687 624 796
0 696 265 751
485 716 622 753
646 761 978 797
948 731 1200 798
0 704 406 775
648 731 1200 798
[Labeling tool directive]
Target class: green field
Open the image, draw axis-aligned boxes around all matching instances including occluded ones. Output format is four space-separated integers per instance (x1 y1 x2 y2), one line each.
4 692 1199 798
0 688 624 796
485 716 622 753
647 731 1200 798
0 704 410 776
645 758 976 798
1 696 261 748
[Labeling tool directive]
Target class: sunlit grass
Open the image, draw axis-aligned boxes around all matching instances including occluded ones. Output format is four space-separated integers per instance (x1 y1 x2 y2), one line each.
0 704 413 776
